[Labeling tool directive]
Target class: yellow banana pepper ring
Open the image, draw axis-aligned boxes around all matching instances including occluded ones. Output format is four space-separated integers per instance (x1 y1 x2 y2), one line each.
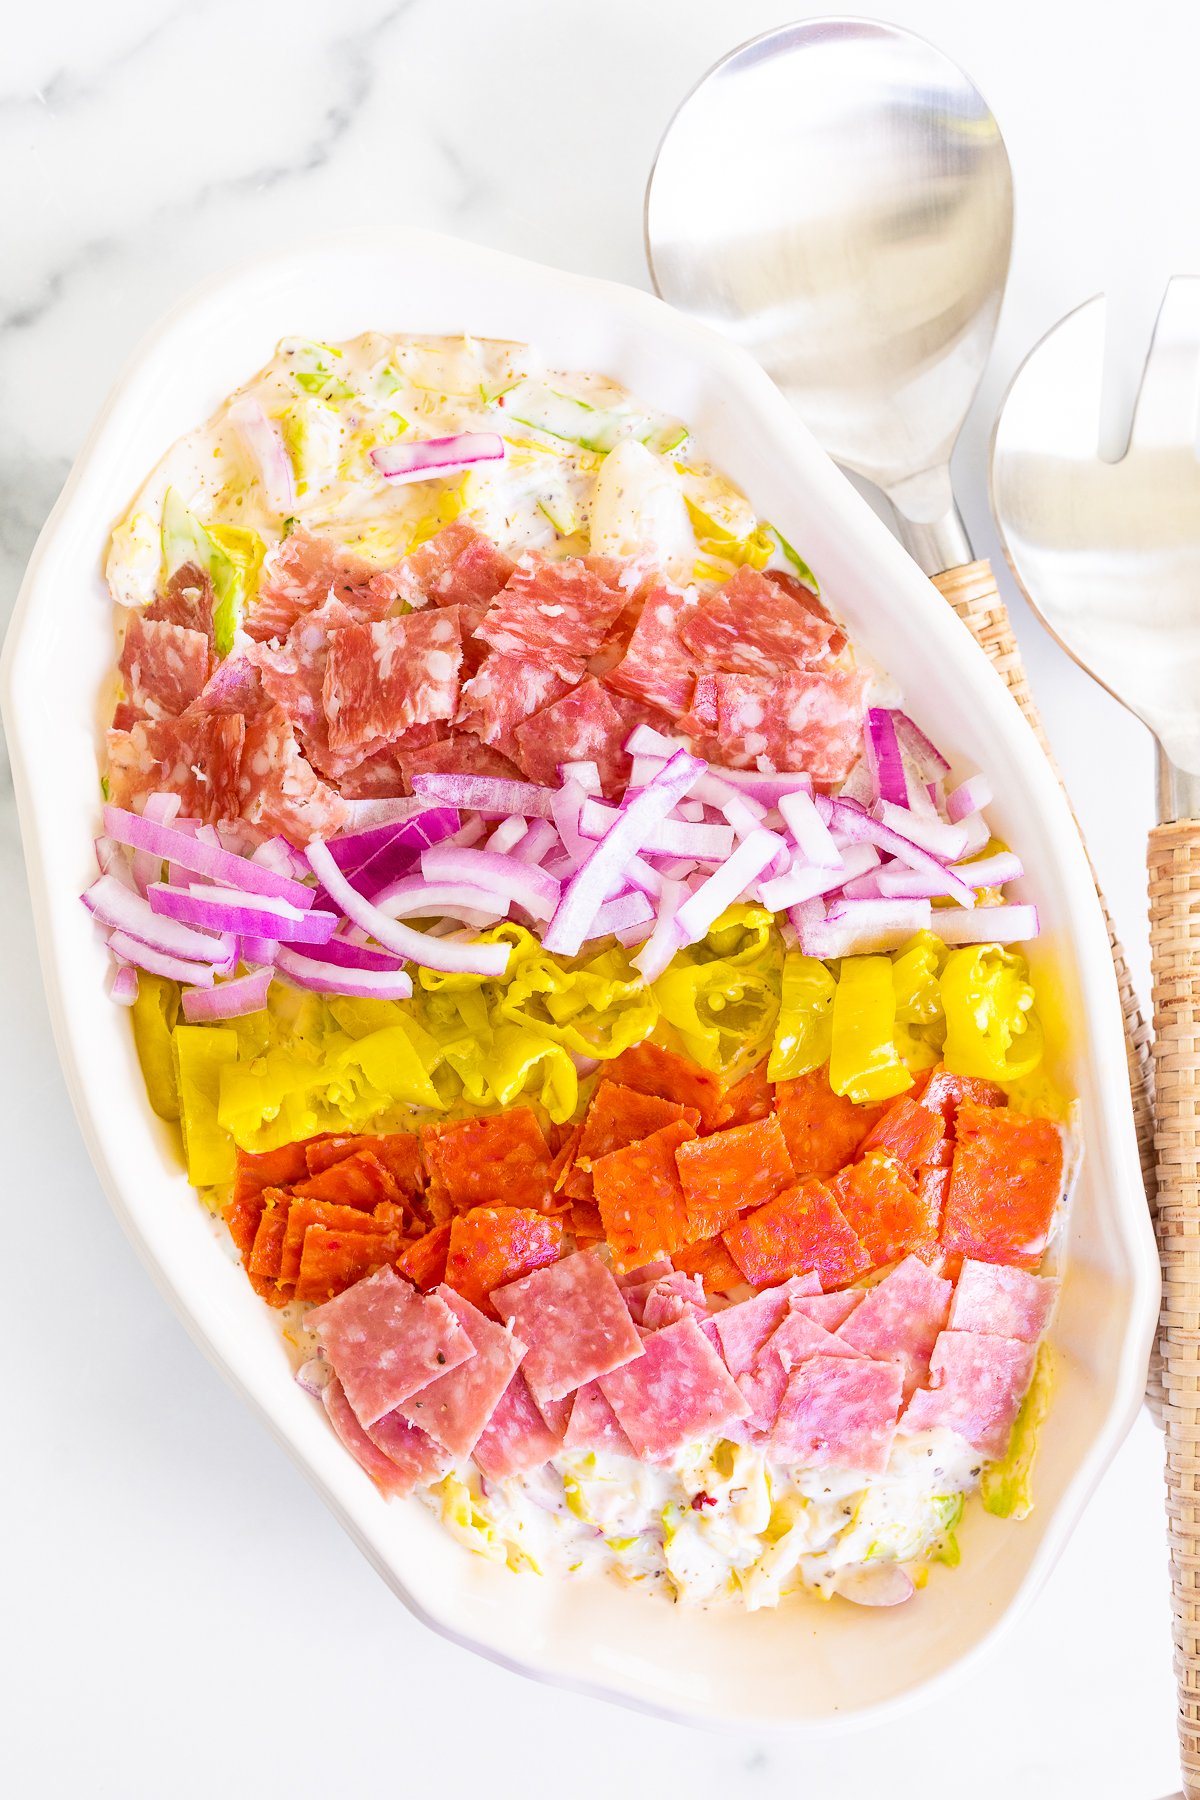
767 952 836 1081
939 945 1044 1082
828 954 914 1104
652 958 779 1074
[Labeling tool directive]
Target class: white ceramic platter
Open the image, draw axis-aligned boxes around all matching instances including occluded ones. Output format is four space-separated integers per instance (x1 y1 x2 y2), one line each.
0 229 1159 1730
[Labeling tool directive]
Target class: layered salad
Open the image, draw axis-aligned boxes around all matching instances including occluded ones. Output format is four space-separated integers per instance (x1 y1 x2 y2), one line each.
88 332 1071 1610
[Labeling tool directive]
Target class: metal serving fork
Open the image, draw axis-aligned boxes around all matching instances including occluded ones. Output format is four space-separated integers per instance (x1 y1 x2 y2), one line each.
991 276 1200 1797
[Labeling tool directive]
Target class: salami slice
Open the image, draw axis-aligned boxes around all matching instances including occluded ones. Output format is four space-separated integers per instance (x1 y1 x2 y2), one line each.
831 1150 939 1269
715 667 870 781
948 1258 1059 1344
792 1290 863 1332
119 614 212 720
456 650 583 761
294 1224 403 1304
443 1206 564 1314
421 1110 554 1215
679 565 836 677
107 710 245 824
774 1068 883 1177
145 563 215 648
838 1254 953 1397
513 676 630 792
724 1176 870 1291
393 521 516 612
599 1315 749 1460
675 1115 795 1239
237 701 348 844
899 1330 1037 1458
772 1356 903 1473
593 1118 700 1271
245 593 357 776
394 1286 525 1457
640 1271 709 1330
491 1250 644 1404
307 1266 476 1428
363 1403 454 1493
738 1307 863 1435
246 528 395 644
472 1369 563 1479
940 1103 1064 1270
477 554 629 659
606 581 699 721
563 1379 637 1456
323 611 462 760
395 730 524 790
324 1375 447 1498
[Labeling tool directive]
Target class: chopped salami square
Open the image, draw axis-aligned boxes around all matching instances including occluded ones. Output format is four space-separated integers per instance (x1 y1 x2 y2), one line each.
478 554 628 659
119 613 212 719
900 1330 1038 1457
324 1375 447 1498
513 676 630 792
396 730 523 789
237 702 348 843
394 521 515 611
712 1275 822 1376
107 710 245 824
145 563 215 647
675 1115 795 1238
715 667 869 782
395 1287 525 1457
602 1040 726 1131
831 1150 939 1268
739 1306 863 1434
679 565 836 677
606 581 699 721
792 1291 864 1332
859 1095 947 1180
772 1356 903 1473
246 528 394 643
949 1259 1059 1344
492 1249 644 1404
774 1068 883 1176
456 649 583 761
940 1103 1064 1270
443 1206 564 1315
640 1271 709 1330
530 1389 573 1436
245 593 357 776
421 1110 554 1215
307 1266 476 1428
323 611 462 759
838 1255 953 1397
724 1177 870 1291
600 1315 749 1460
593 1118 699 1271
472 1370 563 1480
563 1380 637 1456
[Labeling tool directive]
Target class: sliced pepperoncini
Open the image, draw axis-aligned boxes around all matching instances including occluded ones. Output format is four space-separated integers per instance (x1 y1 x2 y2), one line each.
939 944 1044 1082
767 952 836 1081
828 954 913 1104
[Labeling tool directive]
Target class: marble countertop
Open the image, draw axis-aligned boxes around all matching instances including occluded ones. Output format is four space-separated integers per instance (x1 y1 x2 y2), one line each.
1 1 1190 1793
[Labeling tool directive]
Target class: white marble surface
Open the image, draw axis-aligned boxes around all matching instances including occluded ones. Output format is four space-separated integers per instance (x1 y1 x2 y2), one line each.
1 1 1192 1793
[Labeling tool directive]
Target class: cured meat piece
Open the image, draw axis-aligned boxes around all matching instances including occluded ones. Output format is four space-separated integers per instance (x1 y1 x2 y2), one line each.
438 601 491 677
675 1115 795 1238
443 1207 564 1315
940 1103 1064 1270
456 650 583 762
363 1404 453 1494
948 1258 1059 1344
107 711 244 823
145 563 215 648
562 1380 637 1456
395 1222 452 1292
593 1118 700 1272
307 1266 476 1428
774 1067 883 1177
715 667 870 781
838 1254 953 1397
671 1236 747 1296
711 1275 823 1377
831 1150 939 1269
640 1271 709 1330
492 1249 644 1404
679 565 836 678
246 528 394 644
772 1356 904 1474
567 1200 605 1243
119 614 212 720
395 730 523 790
393 521 516 612
193 654 264 718
394 1286 525 1457
281 1198 391 1284
793 1290 863 1332
600 1315 749 1460
713 1060 774 1129
472 1370 563 1479
336 737 423 800
292 1150 399 1210
248 1192 291 1283
295 1225 403 1304
606 581 699 721
738 1307 862 1435
421 1110 554 1215
615 1260 676 1289
602 1039 725 1132
918 1065 1007 1132
858 1095 946 1180
305 1132 424 1196
765 569 848 658
562 1080 700 1202
232 1141 310 1209
513 676 630 793
478 555 629 660
323 611 462 760
530 1390 573 1436
899 1330 1038 1457
323 1376 444 1499
724 1177 871 1291
681 671 720 740
237 701 348 843
245 593 356 775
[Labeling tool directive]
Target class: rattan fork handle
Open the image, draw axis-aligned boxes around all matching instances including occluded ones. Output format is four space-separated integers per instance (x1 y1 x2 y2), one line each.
1149 819 1200 1797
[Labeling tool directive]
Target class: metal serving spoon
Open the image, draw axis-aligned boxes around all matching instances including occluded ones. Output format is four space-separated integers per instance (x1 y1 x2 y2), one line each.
644 14 1154 1187
991 280 1200 1795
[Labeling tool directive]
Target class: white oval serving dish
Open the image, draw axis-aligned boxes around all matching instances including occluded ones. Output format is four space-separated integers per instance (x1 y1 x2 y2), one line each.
0 229 1159 1730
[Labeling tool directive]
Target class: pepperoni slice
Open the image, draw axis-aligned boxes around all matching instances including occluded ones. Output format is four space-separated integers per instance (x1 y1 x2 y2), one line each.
477 555 629 659
421 1109 555 1215
564 1080 701 1202
774 1068 883 1178
858 1095 947 1180
513 676 630 793
294 1224 403 1303
443 1206 564 1315
918 1065 1008 1131
291 1150 399 1210
675 1115 795 1238
679 565 836 677
305 1133 424 1196
715 667 869 781
281 1198 391 1284
940 1103 1064 1270
724 1176 871 1290
395 1221 452 1291
671 1236 747 1295
831 1150 939 1269
602 1039 726 1131
713 1060 774 1129
592 1117 699 1272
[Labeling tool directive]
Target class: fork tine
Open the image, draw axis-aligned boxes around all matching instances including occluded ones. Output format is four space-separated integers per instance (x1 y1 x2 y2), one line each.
1128 275 1200 452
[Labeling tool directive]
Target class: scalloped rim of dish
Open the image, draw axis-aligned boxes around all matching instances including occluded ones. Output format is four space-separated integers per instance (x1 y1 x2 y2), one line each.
0 228 1159 1732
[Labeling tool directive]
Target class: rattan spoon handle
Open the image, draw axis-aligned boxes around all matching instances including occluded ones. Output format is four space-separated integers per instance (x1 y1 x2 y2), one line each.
1149 818 1200 1797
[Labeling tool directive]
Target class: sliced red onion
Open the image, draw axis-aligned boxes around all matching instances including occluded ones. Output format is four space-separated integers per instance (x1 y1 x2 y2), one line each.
833 1563 915 1608
956 809 992 858
103 805 314 909
368 877 508 926
371 431 505 483
560 759 602 796
583 889 655 942
305 839 511 976
578 798 733 862
95 835 137 889
797 898 933 957
623 851 667 900
419 844 560 922
182 967 274 1022
274 944 416 998
839 759 877 808
339 796 431 832
675 829 787 946
552 779 592 864
296 936 404 972
933 904 1039 945
411 772 555 819
830 801 976 906
229 396 296 513
251 835 310 881
864 709 908 808
624 723 687 759
485 815 529 856
544 749 704 956
678 799 707 825
838 873 884 900
875 799 968 863
951 850 1023 888
131 792 181 894
758 841 879 911
892 711 951 778
239 935 281 965
110 964 140 1005
148 883 337 944
322 806 461 909
295 1356 331 1397
107 930 220 986
632 877 690 981
778 788 843 869
873 865 963 901
720 792 769 840
510 817 558 866
628 755 667 789
946 775 994 823
84 874 233 962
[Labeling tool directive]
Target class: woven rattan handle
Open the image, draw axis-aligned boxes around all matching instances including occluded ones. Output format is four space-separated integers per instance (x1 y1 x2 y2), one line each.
1149 818 1200 1796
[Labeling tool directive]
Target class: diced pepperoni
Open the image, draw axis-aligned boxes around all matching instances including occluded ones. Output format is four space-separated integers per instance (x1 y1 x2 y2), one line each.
478 555 629 659
567 1200 605 1243
838 1255 953 1397
232 1141 311 1208
772 1356 903 1474
859 1095 946 1180
237 701 348 844
393 521 516 612
606 581 699 721
295 1224 403 1303
248 1192 291 1283
602 1040 726 1131
107 710 245 824
323 612 462 759
393 1286 525 1457
715 667 869 782
324 1375 446 1499
456 651 583 761
513 677 630 792
670 1237 747 1296
831 1150 939 1269
679 565 836 677
593 1118 700 1272
774 1067 883 1176
641 1271 709 1329
491 1250 645 1405
711 1276 823 1376
305 1133 424 1196
395 730 524 790
362 1403 454 1494
940 1104 1064 1270
281 1198 390 1284
562 1381 636 1456
145 563 215 648
421 1110 554 1215
246 529 394 644
443 1207 564 1315
899 1330 1037 1457
738 1307 862 1434
675 1115 795 1238
472 1370 563 1479
395 1222 452 1291
563 1080 700 1202
307 1266 476 1428
948 1259 1059 1343
119 614 211 720
918 1065 1008 1131
292 1150 398 1210
713 1060 774 1129
600 1315 749 1460
724 1177 871 1291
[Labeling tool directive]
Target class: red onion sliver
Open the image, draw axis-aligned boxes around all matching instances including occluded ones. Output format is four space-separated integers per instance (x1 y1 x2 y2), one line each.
411 773 556 819
798 898 933 957
874 800 968 863
370 878 509 925
578 797 733 862
420 844 560 922
956 809 992 858
830 801 976 906
274 945 415 999
892 711 951 777
103 805 314 908
84 874 234 962
632 877 689 982
950 851 1023 887
239 935 281 965
228 396 296 513
946 775 995 823
305 839 510 977
485 816 529 856
675 828 786 945
148 883 337 944
182 967 275 1022
583 889 655 942
932 904 1039 945
778 789 843 869
758 841 879 911
864 709 909 808
110 964 140 1005
107 930 220 986
560 759 602 796
371 431 505 483
509 817 559 866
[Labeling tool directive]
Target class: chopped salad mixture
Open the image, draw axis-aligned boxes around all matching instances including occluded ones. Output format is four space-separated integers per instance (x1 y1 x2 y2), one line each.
92 332 1073 1610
